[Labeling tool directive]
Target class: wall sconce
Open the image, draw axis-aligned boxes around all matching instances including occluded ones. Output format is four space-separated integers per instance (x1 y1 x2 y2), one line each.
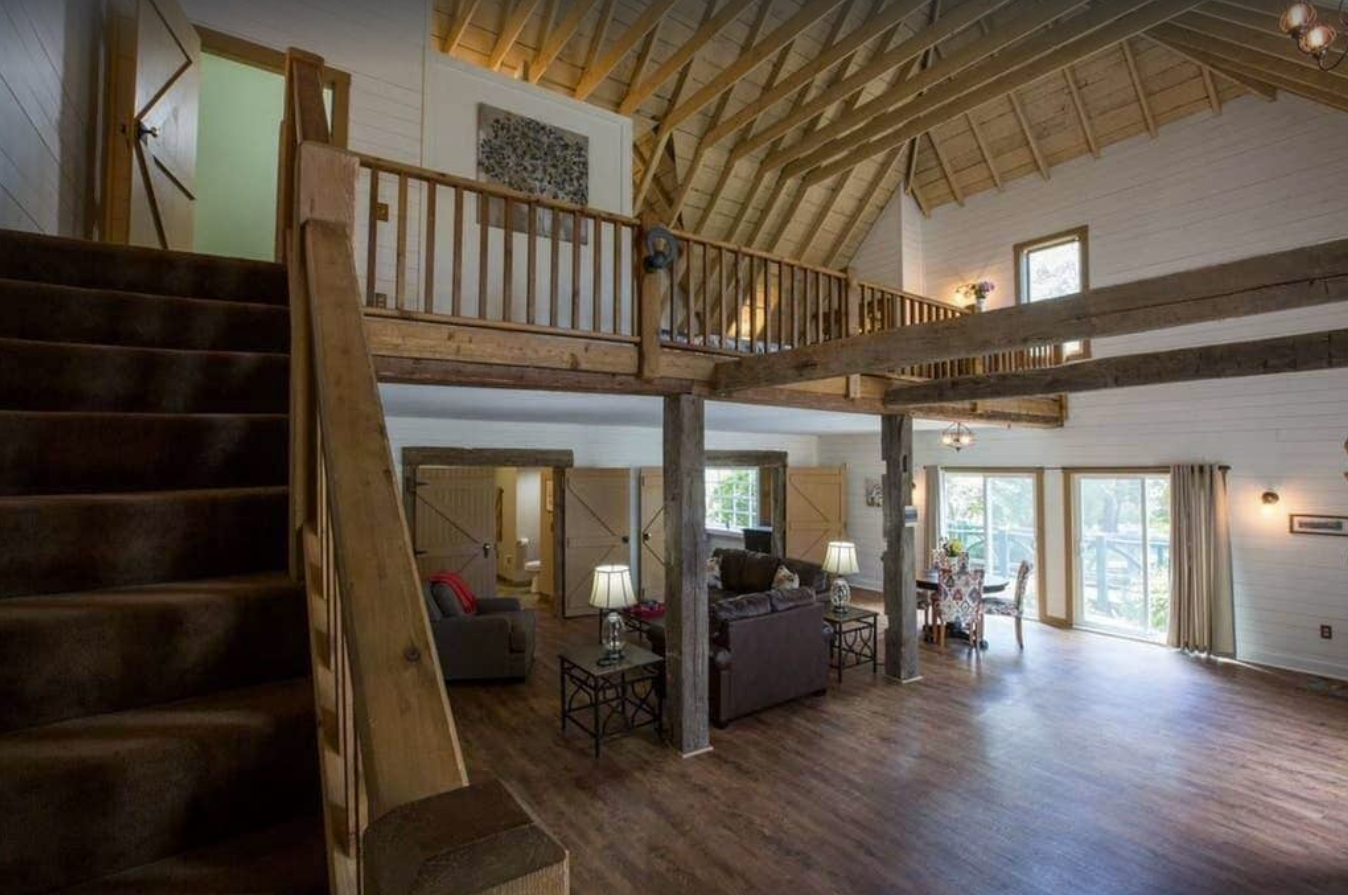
1261 491 1280 515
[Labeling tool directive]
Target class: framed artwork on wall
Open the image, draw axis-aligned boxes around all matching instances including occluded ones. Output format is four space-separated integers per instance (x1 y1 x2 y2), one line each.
1288 514 1348 536
477 104 589 242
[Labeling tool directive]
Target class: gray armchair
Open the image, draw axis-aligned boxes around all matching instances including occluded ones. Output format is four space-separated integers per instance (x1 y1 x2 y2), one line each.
424 583 536 681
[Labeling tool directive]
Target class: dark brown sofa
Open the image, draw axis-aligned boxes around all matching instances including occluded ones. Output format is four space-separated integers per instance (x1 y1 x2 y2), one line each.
424 584 536 681
648 548 832 727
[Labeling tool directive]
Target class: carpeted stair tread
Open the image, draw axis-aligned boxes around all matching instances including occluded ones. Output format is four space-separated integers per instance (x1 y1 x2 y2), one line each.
0 573 309 733
0 229 287 304
0 338 289 413
58 815 328 895
0 487 289 598
0 678 319 894
0 278 289 352
0 411 288 495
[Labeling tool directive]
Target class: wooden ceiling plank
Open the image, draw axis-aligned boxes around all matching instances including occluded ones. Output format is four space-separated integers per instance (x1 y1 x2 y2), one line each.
926 130 964 204
488 0 544 70
1064 66 1101 157
442 0 483 53
701 0 935 151
732 0 1014 165
712 236 1348 392
574 0 675 101
620 0 758 115
793 0 1205 187
658 0 850 140
884 328 1348 407
1145 33 1278 100
674 0 776 223
825 142 906 266
1122 39 1160 136
1153 22 1348 102
757 0 1091 174
530 0 599 82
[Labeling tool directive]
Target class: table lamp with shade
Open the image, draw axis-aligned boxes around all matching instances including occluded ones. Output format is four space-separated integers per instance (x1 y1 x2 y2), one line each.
822 541 860 613
590 564 636 665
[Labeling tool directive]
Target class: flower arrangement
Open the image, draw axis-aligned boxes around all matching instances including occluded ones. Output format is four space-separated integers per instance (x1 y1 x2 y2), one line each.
942 537 966 558
956 280 995 310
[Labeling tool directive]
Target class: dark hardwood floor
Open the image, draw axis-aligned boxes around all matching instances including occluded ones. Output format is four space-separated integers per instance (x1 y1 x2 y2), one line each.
449 596 1348 894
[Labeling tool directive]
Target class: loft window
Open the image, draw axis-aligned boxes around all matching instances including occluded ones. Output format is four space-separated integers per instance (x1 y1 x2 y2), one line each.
1015 226 1090 360
705 467 760 533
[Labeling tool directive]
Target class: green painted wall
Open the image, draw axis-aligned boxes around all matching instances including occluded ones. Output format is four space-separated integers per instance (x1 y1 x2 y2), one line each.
193 53 284 261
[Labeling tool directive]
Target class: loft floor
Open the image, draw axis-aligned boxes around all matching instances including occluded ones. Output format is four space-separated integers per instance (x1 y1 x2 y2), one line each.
450 596 1348 894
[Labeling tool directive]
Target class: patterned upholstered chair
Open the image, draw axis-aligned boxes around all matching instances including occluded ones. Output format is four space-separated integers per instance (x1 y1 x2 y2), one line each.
935 567 985 650
983 560 1033 649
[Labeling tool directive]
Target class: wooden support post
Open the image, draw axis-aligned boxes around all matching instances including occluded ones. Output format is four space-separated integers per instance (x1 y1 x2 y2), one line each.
640 213 670 379
882 413 920 683
663 395 709 757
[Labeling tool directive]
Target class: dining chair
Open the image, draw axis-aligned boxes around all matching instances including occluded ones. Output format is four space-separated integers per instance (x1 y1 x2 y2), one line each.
983 560 1033 649
935 567 985 651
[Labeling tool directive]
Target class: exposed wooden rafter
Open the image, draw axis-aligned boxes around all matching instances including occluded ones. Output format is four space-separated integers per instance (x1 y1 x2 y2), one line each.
573 0 674 101
442 0 483 53
1121 39 1159 136
620 0 756 115
488 0 544 70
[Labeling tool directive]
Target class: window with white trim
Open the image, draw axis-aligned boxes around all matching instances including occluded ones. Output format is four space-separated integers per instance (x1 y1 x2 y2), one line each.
705 467 760 533
1016 227 1090 359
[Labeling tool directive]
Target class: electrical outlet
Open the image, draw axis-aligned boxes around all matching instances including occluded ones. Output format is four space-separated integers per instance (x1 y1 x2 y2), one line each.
376 202 390 222
1321 625 1333 640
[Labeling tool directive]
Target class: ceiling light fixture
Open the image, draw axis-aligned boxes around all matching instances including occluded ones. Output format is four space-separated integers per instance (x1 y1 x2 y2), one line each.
1280 2 1347 70
941 422 975 452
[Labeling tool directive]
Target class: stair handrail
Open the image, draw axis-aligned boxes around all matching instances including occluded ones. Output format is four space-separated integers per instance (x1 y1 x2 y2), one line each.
278 49 568 895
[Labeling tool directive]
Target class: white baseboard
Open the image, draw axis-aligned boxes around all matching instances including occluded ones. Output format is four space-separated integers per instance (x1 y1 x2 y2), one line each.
1238 648 1348 683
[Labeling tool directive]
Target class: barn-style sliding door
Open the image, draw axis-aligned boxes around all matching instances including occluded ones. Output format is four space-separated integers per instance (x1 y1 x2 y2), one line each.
786 466 847 565
563 469 631 618
413 467 498 601
103 0 201 249
638 469 665 601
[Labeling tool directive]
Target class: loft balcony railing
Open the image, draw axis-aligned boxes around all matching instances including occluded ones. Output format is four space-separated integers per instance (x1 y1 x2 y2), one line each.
348 152 1065 385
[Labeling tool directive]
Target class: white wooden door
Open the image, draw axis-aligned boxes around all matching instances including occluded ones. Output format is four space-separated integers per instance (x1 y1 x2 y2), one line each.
414 467 497 600
639 468 665 601
786 466 847 565
563 469 631 617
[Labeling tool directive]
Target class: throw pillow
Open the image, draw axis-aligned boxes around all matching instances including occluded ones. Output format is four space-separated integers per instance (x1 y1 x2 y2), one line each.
707 554 722 588
772 565 800 590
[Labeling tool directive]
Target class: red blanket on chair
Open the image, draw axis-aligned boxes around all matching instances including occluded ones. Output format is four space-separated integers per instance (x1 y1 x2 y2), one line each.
428 571 478 615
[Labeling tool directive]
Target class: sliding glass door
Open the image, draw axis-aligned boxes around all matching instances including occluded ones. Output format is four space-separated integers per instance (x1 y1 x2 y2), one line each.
940 471 1040 618
1070 473 1172 641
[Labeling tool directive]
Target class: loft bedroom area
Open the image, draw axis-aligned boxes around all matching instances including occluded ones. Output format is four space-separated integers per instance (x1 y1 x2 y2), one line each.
1 1 1346 893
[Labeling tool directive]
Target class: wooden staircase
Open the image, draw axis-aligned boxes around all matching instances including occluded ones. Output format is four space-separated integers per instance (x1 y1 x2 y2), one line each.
0 229 329 893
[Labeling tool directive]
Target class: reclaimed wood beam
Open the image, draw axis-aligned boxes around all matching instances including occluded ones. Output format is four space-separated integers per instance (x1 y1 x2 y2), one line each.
1122 39 1159 136
926 129 964 205
1186 5 1348 80
664 395 710 757
965 110 1003 190
882 413 920 682
758 0 1092 174
488 0 544 70
795 0 1205 187
574 0 675 101
1009 90 1049 180
657 0 848 139
528 0 598 82
1153 22 1348 104
620 0 756 115
885 329 1348 407
1064 66 1101 157
711 236 1348 392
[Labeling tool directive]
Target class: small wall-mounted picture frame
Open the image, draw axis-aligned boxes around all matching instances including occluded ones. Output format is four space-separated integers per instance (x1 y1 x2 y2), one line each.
865 479 883 507
1289 514 1348 537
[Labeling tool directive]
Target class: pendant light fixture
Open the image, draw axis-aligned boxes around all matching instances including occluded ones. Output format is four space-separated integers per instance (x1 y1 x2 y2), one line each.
941 422 975 452
1280 2 1346 71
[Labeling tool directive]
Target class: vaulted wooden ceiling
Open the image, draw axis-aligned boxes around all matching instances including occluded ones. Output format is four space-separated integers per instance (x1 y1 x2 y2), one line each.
433 0 1348 270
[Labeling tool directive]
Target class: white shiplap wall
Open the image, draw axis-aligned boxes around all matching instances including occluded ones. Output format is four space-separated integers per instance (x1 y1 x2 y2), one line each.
0 0 105 236
836 93 1348 681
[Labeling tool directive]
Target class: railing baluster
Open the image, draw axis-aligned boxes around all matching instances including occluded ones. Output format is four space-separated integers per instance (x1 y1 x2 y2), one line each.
503 199 514 323
527 202 537 326
700 242 709 347
549 208 560 328
612 222 623 335
718 247 727 345
452 186 464 317
365 169 379 306
395 174 408 310
478 194 490 320
592 214 603 334
571 211 582 329
424 182 436 314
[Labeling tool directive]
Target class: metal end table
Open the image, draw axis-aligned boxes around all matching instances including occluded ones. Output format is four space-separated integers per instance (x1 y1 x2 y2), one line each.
822 605 879 683
559 642 664 757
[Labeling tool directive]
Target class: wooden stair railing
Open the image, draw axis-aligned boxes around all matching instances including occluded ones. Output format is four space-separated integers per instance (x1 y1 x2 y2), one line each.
278 49 569 895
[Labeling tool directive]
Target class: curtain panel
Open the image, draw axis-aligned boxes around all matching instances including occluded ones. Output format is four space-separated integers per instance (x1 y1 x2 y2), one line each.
923 466 941 565
1168 464 1235 656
